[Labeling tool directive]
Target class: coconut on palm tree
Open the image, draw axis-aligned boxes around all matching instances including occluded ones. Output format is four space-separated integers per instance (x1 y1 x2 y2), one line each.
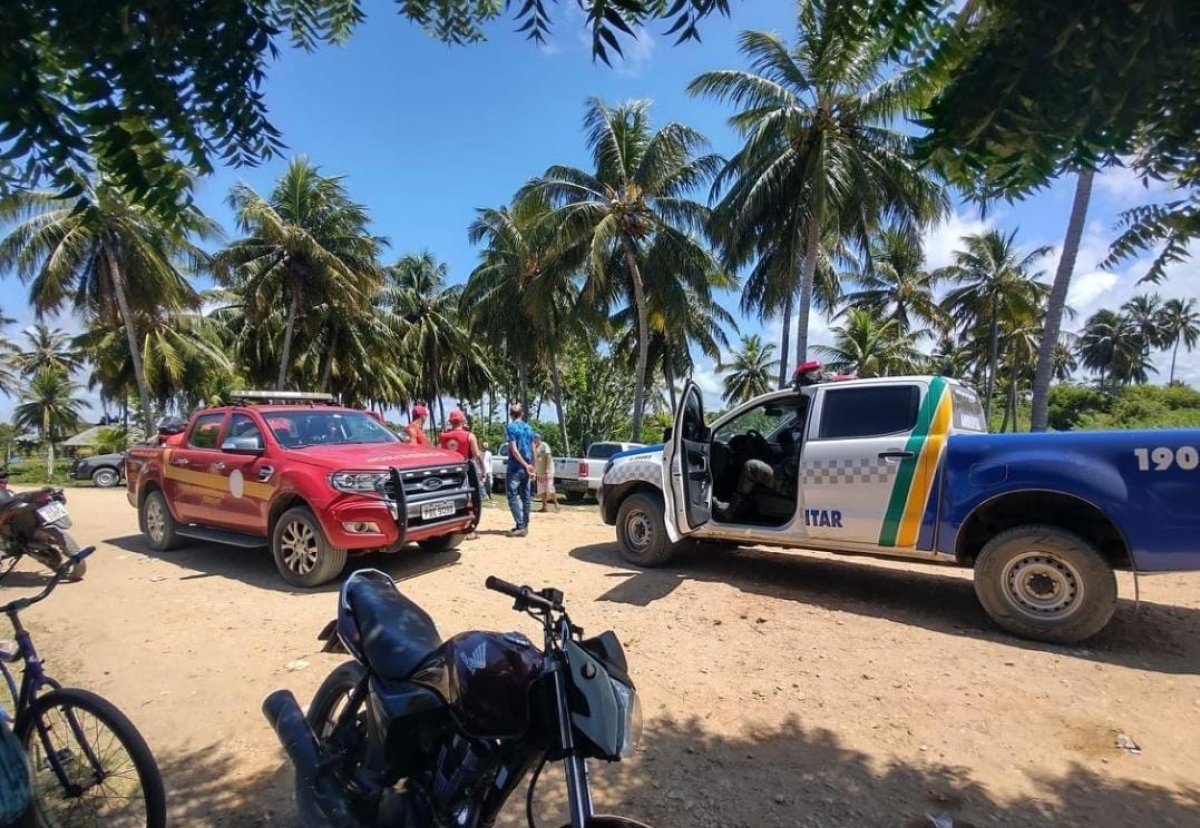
1158 298 1200 385
938 229 1051 419
214 157 386 390
13 368 88 480
524 98 721 441
690 1 948 373
720 334 779 404
0 183 215 429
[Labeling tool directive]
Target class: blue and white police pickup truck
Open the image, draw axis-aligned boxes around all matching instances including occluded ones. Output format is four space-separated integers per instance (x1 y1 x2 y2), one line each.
598 374 1200 644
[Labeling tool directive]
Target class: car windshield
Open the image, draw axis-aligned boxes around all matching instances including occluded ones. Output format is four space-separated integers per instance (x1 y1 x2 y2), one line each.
264 411 399 448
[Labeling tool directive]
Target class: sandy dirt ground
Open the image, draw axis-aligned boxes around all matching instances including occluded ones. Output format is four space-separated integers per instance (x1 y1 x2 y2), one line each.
2 487 1199 827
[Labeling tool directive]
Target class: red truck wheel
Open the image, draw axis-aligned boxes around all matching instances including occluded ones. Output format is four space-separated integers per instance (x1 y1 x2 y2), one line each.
140 490 180 551
272 507 347 587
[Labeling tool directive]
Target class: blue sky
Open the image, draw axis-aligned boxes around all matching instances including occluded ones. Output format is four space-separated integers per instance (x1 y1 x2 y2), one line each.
1 0 1196 420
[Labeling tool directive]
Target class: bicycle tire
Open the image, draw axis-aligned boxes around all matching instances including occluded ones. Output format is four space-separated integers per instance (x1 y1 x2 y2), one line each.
15 688 166 828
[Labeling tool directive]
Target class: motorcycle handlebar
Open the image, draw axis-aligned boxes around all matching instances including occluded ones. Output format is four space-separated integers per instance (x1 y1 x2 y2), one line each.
1 546 94 614
485 576 562 612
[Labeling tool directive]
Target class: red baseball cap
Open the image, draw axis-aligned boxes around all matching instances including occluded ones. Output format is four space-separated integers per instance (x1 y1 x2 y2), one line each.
448 409 466 425
411 404 428 418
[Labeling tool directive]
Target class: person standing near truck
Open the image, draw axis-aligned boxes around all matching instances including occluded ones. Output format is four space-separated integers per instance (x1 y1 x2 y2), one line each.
505 404 535 537
533 434 560 513
406 404 429 445
439 409 482 540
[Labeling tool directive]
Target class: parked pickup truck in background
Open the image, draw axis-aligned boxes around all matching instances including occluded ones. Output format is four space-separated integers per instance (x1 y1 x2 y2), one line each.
554 442 644 501
493 441 643 501
125 392 479 587
598 374 1200 644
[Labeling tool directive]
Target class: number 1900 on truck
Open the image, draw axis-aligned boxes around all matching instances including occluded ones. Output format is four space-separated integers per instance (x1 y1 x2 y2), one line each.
125 393 479 587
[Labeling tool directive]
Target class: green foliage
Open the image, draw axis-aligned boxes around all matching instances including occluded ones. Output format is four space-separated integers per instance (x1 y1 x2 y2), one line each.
720 334 778 405
93 426 128 454
4 458 77 487
560 343 637 451
1076 384 1200 431
1047 384 1111 432
1 1 729 211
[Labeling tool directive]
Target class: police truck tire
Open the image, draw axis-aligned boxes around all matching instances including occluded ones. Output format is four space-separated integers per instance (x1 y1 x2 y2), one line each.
272 507 347 588
615 493 675 568
974 524 1117 644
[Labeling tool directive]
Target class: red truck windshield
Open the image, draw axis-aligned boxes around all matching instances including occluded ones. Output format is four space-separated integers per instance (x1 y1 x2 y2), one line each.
263 410 399 448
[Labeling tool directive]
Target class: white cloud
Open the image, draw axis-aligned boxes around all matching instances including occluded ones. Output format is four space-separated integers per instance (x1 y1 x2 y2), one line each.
612 28 656 78
922 209 993 271
1093 162 1173 205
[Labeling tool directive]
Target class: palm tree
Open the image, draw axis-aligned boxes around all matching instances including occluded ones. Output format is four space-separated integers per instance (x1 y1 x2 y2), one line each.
720 334 779 404
15 324 82 376
690 2 948 370
0 183 215 428
0 308 18 398
524 98 721 441
938 229 1051 419
1158 298 1200 385
464 193 582 440
13 368 88 480
839 228 945 338
1030 170 1094 432
383 252 489 430
813 308 922 378
1122 294 1166 353
1078 309 1153 386
74 308 234 412
214 156 386 390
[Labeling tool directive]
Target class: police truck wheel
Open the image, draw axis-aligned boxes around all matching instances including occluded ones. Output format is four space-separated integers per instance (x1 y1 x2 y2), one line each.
615 493 674 567
272 507 347 587
974 524 1117 644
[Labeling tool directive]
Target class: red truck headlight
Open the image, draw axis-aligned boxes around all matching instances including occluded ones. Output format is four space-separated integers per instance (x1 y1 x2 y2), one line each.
329 471 390 494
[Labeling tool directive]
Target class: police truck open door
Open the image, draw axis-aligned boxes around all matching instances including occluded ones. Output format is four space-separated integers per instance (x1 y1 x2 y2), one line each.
663 382 711 534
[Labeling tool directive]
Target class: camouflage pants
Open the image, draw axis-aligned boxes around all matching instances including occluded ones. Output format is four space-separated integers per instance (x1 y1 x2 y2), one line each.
736 459 792 497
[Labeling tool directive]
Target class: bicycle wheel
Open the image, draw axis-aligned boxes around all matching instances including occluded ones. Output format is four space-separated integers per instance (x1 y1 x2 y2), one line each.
15 688 165 828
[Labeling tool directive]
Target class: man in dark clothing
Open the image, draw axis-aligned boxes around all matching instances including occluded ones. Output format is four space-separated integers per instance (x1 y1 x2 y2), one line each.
713 452 801 521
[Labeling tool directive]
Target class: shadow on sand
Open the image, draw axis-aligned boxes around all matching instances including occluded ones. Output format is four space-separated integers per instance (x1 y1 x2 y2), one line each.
104 533 461 594
155 716 1200 828
570 541 1200 676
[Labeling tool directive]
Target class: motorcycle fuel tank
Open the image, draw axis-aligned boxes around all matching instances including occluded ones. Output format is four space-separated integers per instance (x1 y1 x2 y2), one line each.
408 630 544 739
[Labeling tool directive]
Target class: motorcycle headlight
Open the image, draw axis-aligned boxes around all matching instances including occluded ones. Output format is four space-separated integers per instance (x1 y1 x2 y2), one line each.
611 680 642 759
329 471 390 494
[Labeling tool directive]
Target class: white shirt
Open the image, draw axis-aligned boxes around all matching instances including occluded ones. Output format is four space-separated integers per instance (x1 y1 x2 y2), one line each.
482 450 493 476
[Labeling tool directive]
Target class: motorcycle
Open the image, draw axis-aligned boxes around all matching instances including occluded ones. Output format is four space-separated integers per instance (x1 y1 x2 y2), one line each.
263 571 649 828
0 485 86 581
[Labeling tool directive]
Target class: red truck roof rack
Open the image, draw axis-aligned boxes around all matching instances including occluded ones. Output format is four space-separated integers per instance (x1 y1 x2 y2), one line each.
228 391 337 406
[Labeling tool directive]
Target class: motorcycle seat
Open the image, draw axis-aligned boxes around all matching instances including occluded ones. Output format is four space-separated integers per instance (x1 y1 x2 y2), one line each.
345 573 442 681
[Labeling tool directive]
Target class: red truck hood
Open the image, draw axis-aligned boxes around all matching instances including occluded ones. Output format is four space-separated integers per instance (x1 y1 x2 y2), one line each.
283 443 464 470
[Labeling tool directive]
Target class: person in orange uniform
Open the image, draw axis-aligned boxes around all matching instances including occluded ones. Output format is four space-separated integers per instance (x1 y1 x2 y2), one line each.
439 409 482 540
405 404 429 445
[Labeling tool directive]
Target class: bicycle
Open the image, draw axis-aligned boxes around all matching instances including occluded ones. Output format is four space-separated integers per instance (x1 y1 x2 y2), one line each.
0 547 166 827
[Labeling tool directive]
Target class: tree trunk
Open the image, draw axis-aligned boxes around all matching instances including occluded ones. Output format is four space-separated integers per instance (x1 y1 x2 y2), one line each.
1030 169 1094 431
1009 360 1020 431
44 410 53 482
664 356 678 412
794 218 822 365
320 336 337 393
999 386 1011 433
549 356 571 456
1170 338 1180 385
620 235 650 442
777 294 792 388
106 247 154 431
984 296 1000 422
277 288 301 390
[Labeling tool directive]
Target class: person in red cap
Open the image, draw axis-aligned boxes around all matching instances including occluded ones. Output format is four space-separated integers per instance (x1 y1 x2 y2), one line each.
440 409 482 540
406 404 429 445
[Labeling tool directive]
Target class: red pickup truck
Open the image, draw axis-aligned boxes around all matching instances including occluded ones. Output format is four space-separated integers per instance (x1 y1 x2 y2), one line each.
124 393 479 587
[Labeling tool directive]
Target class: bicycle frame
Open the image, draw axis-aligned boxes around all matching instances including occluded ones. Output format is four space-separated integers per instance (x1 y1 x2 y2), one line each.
2 585 108 800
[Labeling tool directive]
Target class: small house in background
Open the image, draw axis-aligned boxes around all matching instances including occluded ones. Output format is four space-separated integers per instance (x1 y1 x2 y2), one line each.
62 424 108 459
